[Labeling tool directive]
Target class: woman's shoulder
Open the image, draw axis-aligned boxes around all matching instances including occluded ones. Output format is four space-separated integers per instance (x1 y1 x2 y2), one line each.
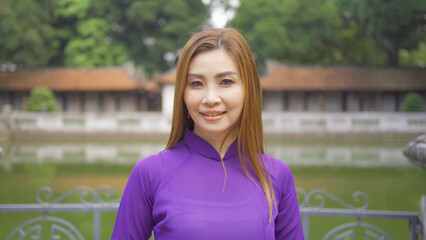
262 154 292 175
132 141 190 179
261 154 295 188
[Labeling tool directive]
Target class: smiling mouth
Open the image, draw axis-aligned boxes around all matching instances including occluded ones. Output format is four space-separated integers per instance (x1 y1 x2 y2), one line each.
201 111 225 117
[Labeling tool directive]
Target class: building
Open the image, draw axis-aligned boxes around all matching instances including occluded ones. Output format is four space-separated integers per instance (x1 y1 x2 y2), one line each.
261 64 426 112
1 64 425 115
0 66 161 113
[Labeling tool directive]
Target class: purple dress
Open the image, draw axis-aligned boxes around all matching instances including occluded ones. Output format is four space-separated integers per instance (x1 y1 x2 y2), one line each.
112 129 304 239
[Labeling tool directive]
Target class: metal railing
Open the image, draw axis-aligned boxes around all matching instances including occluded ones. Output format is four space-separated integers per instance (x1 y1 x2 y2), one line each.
0 186 424 240
297 189 424 239
0 186 119 240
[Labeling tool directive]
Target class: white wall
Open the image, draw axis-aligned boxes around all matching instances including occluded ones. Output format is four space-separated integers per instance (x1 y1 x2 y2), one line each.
162 84 175 117
3 112 426 134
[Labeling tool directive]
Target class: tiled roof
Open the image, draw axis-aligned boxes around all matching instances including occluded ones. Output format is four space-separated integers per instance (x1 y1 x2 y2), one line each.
2 66 424 92
153 68 177 85
261 66 426 91
153 66 426 91
0 67 145 91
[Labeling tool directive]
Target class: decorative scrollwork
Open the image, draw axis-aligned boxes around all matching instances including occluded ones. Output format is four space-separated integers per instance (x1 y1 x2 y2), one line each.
296 188 307 205
6 216 84 240
36 185 121 204
96 185 121 203
322 221 393 240
297 188 369 209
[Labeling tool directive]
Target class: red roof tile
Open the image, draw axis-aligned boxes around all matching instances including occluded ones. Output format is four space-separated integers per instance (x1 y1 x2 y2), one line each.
152 66 426 91
153 68 177 85
2 66 424 92
0 67 143 91
261 66 426 91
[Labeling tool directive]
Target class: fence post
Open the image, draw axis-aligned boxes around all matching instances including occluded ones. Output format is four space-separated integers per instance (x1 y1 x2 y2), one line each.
94 209 100 240
422 196 426 240
302 213 309 240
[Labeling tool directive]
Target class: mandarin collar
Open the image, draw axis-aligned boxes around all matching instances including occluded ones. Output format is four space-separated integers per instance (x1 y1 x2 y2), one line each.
183 129 238 161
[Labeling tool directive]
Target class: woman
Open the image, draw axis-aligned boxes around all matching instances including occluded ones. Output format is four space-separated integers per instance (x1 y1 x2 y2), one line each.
112 28 304 240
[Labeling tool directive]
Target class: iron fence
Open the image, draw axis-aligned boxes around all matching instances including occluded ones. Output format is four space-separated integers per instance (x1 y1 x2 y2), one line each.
0 186 424 240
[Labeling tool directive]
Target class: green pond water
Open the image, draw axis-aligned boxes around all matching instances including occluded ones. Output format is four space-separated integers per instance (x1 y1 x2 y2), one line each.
0 135 425 239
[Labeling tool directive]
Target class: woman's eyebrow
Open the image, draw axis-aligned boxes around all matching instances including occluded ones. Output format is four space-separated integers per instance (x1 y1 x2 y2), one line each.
187 73 205 79
215 71 238 78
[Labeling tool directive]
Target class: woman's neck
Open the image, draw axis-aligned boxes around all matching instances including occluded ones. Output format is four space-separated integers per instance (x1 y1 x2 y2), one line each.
193 128 239 159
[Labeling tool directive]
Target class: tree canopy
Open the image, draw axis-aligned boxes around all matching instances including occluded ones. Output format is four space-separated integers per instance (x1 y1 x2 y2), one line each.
339 0 426 66
0 0 424 73
231 0 425 69
105 0 208 75
0 0 59 68
0 0 208 74
231 0 342 70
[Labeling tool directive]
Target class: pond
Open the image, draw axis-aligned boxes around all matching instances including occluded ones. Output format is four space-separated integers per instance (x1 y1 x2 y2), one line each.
0 134 425 239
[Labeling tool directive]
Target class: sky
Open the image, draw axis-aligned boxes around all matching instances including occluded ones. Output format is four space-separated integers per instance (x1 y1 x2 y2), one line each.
203 0 240 28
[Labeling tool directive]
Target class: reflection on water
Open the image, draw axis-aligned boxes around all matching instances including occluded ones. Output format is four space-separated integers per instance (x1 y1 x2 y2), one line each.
1 141 408 170
266 145 405 167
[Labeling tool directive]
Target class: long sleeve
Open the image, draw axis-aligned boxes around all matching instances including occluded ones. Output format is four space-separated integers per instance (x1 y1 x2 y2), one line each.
274 165 305 239
111 159 155 240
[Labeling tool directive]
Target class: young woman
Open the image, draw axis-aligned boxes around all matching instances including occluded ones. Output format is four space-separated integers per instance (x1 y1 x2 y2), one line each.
112 28 304 240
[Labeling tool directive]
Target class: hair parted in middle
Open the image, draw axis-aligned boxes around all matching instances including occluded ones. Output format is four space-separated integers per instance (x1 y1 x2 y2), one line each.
165 28 276 222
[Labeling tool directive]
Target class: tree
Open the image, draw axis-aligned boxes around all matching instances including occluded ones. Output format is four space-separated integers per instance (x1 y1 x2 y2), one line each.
0 0 209 71
399 41 426 67
55 0 128 67
26 87 58 112
0 0 59 68
64 18 128 67
402 92 424 112
333 0 388 66
106 0 208 75
334 20 386 66
231 0 342 71
344 0 426 67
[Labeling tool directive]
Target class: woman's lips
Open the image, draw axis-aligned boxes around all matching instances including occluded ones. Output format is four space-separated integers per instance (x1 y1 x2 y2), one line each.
200 111 225 121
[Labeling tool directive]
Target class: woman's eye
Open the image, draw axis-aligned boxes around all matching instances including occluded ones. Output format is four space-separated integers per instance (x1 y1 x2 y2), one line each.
189 80 203 87
220 79 234 85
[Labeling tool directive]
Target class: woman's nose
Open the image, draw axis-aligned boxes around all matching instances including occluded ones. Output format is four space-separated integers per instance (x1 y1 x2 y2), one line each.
202 86 220 105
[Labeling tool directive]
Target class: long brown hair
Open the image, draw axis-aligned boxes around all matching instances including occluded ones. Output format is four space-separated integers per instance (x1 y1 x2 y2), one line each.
165 28 276 222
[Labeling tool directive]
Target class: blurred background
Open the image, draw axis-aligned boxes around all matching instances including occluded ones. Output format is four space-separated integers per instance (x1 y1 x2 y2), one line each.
0 0 426 239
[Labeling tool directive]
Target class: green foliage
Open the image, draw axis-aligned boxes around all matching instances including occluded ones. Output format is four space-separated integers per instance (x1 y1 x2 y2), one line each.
341 0 426 66
232 0 425 68
1 0 423 70
107 0 208 75
56 0 129 68
25 88 58 112
1 0 206 71
401 92 424 112
334 21 386 66
231 0 342 70
64 18 128 67
0 0 60 68
399 41 426 67
55 0 90 19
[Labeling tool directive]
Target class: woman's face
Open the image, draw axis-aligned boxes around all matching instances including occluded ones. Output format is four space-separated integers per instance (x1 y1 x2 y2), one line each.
184 49 244 141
